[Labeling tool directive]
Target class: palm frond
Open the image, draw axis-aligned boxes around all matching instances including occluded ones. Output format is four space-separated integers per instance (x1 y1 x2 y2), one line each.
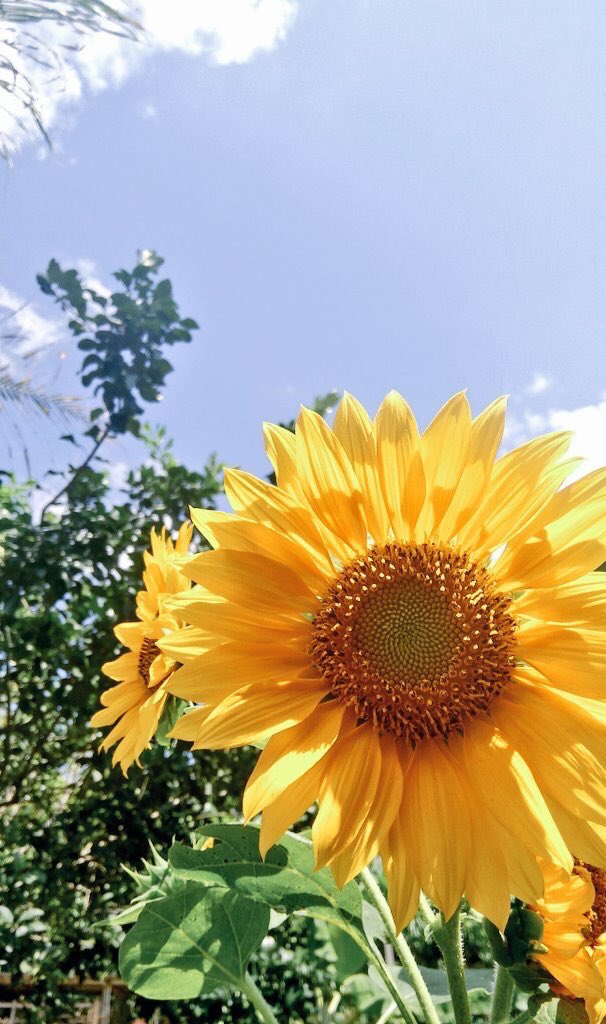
0 0 141 157
0 372 84 422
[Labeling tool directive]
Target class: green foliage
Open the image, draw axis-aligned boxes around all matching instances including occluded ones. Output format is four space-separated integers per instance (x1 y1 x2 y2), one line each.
37 250 196 435
121 886 270 1000
171 824 366 937
0 251 348 1022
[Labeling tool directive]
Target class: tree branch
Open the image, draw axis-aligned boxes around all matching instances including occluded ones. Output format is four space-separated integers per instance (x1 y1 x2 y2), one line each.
39 424 111 521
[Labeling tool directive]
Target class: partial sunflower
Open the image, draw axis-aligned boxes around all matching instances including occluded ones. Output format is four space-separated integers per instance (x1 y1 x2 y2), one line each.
92 522 193 774
528 860 606 1023
159 391 606 930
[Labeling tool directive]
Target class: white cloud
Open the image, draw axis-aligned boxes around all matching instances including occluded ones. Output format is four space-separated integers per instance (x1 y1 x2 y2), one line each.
0 284 64 366
526 372 552 396
0 0 297 155
504 391 606 480
75 259 112 299
547 398 606 475
107 459 130 490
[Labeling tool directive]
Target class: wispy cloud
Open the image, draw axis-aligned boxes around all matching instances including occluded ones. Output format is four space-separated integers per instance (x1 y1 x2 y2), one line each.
1 0 298 155
526 372 552 396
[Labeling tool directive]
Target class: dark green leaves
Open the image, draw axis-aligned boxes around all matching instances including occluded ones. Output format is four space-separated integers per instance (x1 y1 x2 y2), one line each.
120 884 270 1000
36 250 197 436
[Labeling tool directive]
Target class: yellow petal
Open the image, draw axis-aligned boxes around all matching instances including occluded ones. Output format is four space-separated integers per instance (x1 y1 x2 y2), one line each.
263 422 307 502
417 392 471 538
168 591 309 644
375 390 425 542
114 621 146 650
329 732 404 887
259 757 325 858
438 396 507 541
243 701 347 819
549 803 606 869
169 705 213 741
496 474 606 590
513 574 606 626
223 467 334 573
295 407 367 554
458 431 573 556
538 946 604 1004
461 718 572 873
172 678 328 749
332 392 390 545
381 785 421 932
399 740 470 920
165 640 312 702
91 679 144 724
491 682 606 827
156 626 220 661
190 508 330 588
101 651 138 681
463 783 512 930
182 548 318 615
312 723 382 868
517 622 606 699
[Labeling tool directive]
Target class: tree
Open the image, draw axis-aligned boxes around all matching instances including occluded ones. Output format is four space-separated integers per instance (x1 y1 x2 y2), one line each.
0 252 343 1022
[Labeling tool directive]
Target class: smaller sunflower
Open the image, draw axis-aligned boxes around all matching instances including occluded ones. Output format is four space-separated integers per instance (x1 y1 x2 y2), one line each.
529 860 606 1023
91 523 193 773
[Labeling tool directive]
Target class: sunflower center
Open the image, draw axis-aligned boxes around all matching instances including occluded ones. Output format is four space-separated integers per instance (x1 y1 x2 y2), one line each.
578 862 606 947
310 542 517 742
138 636 160 686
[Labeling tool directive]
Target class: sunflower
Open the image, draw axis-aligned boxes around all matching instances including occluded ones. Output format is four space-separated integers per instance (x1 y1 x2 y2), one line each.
92 522 193 773
160 391 606 929
528 860 606 1023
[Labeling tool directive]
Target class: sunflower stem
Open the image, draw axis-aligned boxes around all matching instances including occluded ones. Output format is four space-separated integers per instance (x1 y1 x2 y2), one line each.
360 867 442 1024
419 892 437 927
490 965 515 1024
240 971 280 1024
433 906 473 1024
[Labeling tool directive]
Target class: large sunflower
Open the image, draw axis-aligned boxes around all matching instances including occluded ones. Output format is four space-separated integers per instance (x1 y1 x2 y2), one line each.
160 392 606 929
92 522 193 773
529 860 606 1023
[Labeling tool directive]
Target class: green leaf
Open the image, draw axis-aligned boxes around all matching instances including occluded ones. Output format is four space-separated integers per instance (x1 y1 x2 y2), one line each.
170 824 365 936
156 696 185 748
119 882 269 1000
328 923 367 981
341 972 390 1016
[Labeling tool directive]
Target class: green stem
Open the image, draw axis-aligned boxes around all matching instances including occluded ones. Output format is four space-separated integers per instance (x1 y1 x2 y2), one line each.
434 906 473 1024
511 1010 538 1024
240 971 280 1024
419 892 437 927
490 964 515 1024
360 868 441 1024
363 942 418 1024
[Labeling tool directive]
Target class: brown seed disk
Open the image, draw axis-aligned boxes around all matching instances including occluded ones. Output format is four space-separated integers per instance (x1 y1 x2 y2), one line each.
310 541 517 743
138 636 160 686
578 862 606 947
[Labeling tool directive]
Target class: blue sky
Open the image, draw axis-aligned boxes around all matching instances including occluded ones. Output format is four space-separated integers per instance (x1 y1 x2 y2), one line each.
2 0 606 488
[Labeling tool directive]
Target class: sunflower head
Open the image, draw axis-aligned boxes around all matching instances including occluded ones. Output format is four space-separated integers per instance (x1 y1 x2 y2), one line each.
91 522 193 774
160 391 606 930
528 861 606 1024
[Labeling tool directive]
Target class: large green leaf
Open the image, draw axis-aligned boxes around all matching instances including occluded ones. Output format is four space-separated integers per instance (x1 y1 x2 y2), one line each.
169 824 364 936
119 882 270 1000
